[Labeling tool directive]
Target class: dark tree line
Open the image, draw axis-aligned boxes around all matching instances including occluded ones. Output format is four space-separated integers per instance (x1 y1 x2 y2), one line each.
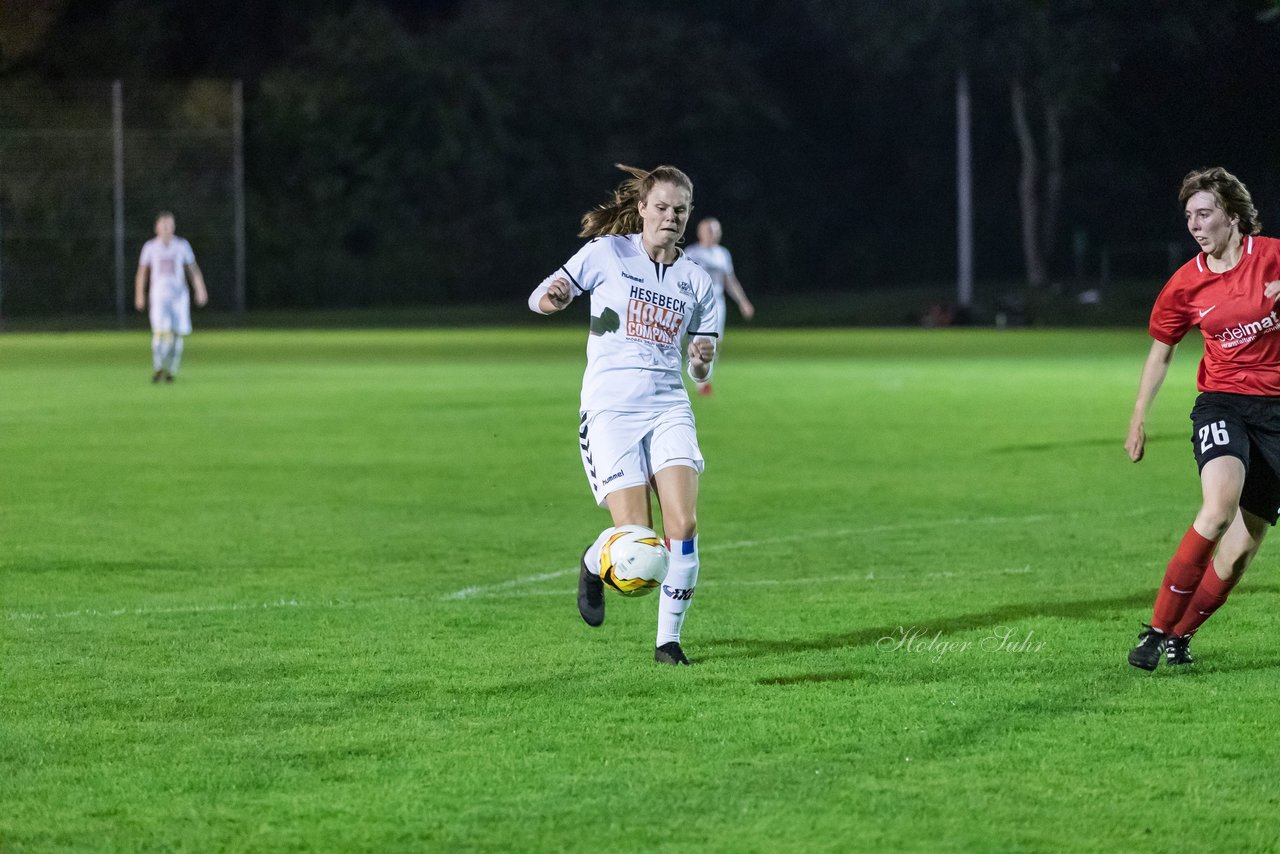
2 0 1278 312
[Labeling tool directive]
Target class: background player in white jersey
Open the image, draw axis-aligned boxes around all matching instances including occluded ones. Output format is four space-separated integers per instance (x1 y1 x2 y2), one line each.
529 163 719 666
134 211 208 383
682 217 754 396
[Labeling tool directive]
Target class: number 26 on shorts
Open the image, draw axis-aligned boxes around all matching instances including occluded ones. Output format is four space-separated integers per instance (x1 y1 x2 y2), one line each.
1198 420 1230 453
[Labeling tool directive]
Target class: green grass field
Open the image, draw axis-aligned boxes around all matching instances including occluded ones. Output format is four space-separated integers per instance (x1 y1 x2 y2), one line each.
4 327 1279 851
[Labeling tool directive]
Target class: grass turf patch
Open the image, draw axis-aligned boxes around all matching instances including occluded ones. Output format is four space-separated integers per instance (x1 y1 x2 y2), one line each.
4 327 1279 851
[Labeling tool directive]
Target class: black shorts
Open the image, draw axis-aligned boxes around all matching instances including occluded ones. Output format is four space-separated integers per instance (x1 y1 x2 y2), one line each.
1190 391 1280 525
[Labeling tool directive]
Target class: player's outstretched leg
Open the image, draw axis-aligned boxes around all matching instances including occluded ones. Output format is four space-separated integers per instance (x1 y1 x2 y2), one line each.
655 641 691 665
1128 624 1166 671
1165 634 1194 666
1130 524 1221 671
577 530 611 627
164 335 185 381
151 332 170 382
577 552 604 626
655 536 698 665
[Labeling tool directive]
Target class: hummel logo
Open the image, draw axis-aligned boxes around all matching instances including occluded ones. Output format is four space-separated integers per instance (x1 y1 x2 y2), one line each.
1199 305 1217 317
1170 585 1194 594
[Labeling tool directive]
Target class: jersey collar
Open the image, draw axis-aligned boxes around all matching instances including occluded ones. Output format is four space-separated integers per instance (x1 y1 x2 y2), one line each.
1196 235 1252 273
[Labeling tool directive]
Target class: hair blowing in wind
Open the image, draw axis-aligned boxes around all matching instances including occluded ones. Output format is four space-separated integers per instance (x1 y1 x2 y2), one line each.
579 164 694 239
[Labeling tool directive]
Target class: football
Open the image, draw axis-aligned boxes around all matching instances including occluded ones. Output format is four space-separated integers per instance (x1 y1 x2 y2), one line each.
599 525 669 597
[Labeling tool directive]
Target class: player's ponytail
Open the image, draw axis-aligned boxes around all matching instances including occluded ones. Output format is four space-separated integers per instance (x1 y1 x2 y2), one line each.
579 164 694 239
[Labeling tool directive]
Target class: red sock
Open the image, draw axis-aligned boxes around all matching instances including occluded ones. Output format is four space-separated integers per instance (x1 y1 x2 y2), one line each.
1171 562 1241 637
1150 526 1218 632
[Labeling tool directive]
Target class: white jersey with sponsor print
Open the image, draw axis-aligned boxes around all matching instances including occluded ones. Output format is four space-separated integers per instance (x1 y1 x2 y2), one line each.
139 237 196 304
534 234 720 412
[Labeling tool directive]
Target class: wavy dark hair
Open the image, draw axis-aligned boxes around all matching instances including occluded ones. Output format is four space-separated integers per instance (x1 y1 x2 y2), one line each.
1178 167 1261 236
579 163 694 238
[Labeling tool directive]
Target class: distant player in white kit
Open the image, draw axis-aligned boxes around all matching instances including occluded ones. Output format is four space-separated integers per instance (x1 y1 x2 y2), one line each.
529 163 719 666
682 217 754 396
134 211 208 383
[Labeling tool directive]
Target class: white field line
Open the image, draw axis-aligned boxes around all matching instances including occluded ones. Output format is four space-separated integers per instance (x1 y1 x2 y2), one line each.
441 508 1113 601
7 598 310 621
474 564 1036 599
5 565 1035 622
441 569 581 602
5 507 1164 622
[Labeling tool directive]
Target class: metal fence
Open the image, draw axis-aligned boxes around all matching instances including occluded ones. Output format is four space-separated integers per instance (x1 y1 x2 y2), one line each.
0 79 244 323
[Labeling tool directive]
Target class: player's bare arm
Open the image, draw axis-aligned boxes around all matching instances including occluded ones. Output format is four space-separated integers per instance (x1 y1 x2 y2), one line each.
539 277 573 313
188 263 209 307
134 266 148 311
687 336 715 381
725 272 754 320
1126 340 1176 462
1264 279 1280 301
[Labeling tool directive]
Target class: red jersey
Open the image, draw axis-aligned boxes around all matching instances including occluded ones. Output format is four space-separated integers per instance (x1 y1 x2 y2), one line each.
1149 235 1280 396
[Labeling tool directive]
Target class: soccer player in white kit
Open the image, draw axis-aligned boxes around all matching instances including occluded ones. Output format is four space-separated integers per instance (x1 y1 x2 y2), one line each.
529 164 719 666
682 217 754 396
134 211 208 383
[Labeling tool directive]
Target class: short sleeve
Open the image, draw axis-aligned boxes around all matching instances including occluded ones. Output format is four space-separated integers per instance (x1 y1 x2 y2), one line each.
138 242 152 266
690 274 721 338
721 247 734 275
558 238 607 294
1148 277 1190 345
528 238 609 313
180 239 196 265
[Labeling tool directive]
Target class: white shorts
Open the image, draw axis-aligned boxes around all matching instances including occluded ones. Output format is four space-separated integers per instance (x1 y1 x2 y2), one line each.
578 406 705 507
149 293 192 335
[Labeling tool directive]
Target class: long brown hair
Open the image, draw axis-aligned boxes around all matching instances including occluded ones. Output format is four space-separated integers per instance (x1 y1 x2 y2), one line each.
1178 167 1261 236
579 163 694 238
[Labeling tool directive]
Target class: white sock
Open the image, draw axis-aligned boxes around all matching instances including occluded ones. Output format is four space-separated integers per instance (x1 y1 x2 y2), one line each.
165 336 185 375
657 536 698 646
152 333 169 372
584 527 614 576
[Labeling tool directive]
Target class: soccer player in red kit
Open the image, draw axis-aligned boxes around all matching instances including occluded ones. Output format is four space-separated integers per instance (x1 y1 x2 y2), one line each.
1126 167 1280 670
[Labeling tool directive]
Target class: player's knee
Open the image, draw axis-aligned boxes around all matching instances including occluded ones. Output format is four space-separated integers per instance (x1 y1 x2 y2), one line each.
662 513 697 541
1194 505 1234 539
1216 550 1252 580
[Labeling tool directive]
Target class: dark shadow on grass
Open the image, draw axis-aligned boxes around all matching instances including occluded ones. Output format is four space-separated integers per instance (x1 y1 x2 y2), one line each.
716 590 1154 660
739 586 1280 764
756 671 872 686
712 584 1280 662
1177 657 1280 675
988 432 1183 454
1 559 183 574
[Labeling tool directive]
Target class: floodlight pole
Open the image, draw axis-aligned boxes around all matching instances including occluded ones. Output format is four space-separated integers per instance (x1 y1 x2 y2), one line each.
232 79 246 317
0 198 5 330
113 80 126 326
956 69 974 309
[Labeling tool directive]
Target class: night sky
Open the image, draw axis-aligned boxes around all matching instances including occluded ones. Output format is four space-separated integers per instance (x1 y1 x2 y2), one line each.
3 0 1279 312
